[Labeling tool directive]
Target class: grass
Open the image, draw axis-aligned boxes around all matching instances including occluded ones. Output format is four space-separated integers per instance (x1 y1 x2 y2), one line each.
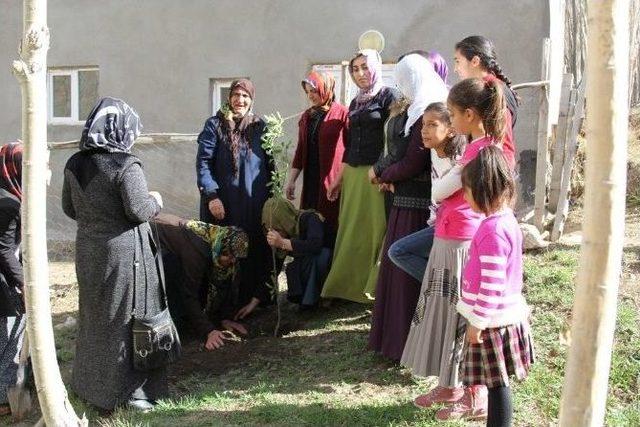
39 245 640 426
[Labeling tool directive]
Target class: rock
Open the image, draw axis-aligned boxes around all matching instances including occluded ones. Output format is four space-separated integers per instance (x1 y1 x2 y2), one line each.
54 316 77 330
520 223 550 250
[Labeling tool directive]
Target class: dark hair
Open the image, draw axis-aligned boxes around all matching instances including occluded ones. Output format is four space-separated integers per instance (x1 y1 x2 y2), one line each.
461 145 515 215
447 78 507 143
397 49 430 62
423 102 467 159
455 35 513 87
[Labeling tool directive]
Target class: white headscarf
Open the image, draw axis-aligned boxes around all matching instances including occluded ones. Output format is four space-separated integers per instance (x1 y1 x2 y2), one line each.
395 54 449 136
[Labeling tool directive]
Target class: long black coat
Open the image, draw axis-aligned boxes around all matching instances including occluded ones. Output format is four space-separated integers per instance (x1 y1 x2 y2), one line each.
0 189 23 317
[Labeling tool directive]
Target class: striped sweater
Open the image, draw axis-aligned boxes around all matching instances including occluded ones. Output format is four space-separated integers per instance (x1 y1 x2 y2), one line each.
457 209 528 329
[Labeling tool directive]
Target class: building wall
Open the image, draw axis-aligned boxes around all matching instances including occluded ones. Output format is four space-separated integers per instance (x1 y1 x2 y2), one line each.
1 0 550 241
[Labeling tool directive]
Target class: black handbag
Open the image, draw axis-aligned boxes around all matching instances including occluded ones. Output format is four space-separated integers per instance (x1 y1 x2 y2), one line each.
132 225 181 371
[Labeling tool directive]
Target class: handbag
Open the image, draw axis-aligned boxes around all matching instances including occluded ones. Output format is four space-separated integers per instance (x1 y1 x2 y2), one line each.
131 225 182 371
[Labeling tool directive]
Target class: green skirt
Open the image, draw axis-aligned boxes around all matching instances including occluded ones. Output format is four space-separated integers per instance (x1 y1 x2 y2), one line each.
321 165 387 303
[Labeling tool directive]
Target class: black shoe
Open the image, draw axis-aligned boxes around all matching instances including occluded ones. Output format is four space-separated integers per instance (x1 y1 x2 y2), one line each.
126 398 155 413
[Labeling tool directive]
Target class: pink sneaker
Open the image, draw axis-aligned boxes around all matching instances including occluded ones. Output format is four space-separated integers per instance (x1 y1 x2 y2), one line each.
435 385 488 421
413 386 464 409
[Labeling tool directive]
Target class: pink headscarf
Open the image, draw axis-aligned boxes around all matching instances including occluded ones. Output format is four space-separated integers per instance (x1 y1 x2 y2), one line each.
349 49 385 109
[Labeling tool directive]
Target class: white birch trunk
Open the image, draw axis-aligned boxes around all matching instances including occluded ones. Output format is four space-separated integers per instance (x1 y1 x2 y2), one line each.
12 1 86 425
558 1 629 425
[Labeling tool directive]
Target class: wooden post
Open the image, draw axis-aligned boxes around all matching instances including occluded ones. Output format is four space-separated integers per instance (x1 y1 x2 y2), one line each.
559 1 629 425
533 38 552 231
12 0 86 425
548 73 575 213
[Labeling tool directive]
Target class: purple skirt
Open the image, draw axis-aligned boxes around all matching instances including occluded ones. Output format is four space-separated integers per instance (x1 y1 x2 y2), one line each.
368 206 429 361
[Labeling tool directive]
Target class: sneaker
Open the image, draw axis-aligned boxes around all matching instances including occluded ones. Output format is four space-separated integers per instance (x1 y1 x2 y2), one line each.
435 386 488 421
413 386 464 409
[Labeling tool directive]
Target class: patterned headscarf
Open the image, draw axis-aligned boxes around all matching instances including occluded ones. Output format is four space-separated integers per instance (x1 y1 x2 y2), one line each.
0 142 23 201
350 49 385 110
80 97 142 153
185 220 249 280
301 71 336 111
395 54 449 136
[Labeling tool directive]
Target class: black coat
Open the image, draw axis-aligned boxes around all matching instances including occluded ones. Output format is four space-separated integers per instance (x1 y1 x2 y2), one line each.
0 188 23 317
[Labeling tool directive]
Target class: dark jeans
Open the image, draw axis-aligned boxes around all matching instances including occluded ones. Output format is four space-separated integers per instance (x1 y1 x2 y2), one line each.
387 225 435 282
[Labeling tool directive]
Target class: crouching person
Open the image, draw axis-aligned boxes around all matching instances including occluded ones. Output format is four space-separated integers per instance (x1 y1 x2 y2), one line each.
152 212 249 350
261 197 332 309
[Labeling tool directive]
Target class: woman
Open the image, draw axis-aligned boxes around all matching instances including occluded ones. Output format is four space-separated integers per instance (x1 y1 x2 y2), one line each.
368 54 449 361
262 197 331 308
320 49 400 303
62 97 167 412
0 143 26 417
286 71 348 245
196 79 274 320
152 212 248 351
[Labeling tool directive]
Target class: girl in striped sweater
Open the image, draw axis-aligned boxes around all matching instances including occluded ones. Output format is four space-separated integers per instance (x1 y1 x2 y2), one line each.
458 145 535 427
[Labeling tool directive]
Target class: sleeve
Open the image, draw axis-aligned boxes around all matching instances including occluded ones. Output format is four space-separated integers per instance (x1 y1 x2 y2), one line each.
291 115 307 170
196 119 220 201
324 111 347 189
290 214 324 256
0 205 23 289
431 163 462 203
378 118 429 183
372 120 401 177
119 162 161 223
61 171 76 220
465 233 510 329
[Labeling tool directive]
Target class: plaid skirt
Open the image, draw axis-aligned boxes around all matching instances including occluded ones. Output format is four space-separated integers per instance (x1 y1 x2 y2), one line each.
461 321 535 388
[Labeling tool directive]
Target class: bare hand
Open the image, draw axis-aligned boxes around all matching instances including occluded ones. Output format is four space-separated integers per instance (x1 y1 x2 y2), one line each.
234 297 260 320
266 230 284 248
327 181 341 202
208 198 225 220
466 324 484 344
204 329 228 351
367 167 379 184
221 319 248 335
285 181 296 200
149 191 163 208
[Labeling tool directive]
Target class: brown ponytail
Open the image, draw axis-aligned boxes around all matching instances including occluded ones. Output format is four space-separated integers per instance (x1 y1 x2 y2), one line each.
447 77 507 143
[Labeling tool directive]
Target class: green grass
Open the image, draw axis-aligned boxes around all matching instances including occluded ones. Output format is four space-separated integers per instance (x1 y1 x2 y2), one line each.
44 245 640 426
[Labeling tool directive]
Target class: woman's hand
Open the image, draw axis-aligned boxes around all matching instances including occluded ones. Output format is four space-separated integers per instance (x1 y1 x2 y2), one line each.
149 191 163 208
208 198 225 220
367 167 379 184
234 297 260 320
285 181 296 200
221 319 248 335
266 230 284 248
327 181 341 202
204 329 228 351
466 324 484 344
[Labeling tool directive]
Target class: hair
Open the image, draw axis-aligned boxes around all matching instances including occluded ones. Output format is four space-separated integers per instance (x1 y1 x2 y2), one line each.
423 102 466 159
455 35 513 87
461 145 515 215
447 77 507 142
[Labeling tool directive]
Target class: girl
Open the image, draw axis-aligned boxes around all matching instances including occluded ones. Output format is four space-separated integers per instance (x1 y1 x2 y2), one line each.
321 49 400 303
458 146 534 427
367 54 448 361
402 77 509 422
453 35 518 170
286 71 348 246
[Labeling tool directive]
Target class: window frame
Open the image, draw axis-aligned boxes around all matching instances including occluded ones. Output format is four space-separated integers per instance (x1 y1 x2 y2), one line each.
47 67 99 125
210 77 249 115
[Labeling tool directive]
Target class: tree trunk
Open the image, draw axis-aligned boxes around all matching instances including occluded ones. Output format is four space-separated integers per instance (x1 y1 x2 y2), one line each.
558 1 629 426
12 1 86 425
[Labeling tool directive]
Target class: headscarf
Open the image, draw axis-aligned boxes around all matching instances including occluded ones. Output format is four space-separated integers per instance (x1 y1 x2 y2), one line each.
0 142 23 201
350 49 385 110
301 71 336 111
79 97 142 153
185 220 249 280
261 196 324 240
427 51 449 86
217 79 260 178
395 54 449 136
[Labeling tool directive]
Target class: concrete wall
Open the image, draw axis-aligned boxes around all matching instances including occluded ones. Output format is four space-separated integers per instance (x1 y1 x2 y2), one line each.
1 0 550 241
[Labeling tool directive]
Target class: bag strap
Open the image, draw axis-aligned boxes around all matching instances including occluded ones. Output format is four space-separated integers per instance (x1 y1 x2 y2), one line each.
131 226 141 318
150 221 169 310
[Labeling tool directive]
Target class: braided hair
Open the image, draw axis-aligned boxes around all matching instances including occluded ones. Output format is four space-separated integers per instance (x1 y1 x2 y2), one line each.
455 36 513 87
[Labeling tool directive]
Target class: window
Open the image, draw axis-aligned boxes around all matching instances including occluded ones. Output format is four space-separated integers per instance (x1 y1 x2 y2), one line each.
210 78 248 114
48 67 99 124
312 63 397 106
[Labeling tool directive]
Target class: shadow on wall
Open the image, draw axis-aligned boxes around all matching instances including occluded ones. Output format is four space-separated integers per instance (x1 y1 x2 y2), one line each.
46 138 201 245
